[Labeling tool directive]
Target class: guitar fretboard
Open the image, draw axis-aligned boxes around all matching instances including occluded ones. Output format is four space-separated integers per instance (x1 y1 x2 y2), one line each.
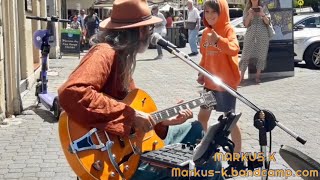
151 98 205 124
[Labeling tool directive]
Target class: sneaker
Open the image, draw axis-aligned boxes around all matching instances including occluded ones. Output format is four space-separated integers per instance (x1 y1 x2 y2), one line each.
224 160 246 179
188 52 199 56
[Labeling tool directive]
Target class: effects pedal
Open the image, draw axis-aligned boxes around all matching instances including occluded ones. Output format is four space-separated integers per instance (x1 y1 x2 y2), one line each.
140 143 195 169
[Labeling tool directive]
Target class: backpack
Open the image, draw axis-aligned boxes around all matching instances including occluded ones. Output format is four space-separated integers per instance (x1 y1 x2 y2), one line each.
178 31 187 48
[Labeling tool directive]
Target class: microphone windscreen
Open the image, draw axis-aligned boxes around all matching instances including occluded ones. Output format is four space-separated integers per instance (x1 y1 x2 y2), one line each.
279 145 320 176
150 33 161 45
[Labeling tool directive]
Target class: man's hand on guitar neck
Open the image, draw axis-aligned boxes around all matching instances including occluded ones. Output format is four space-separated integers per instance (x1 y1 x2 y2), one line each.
133 100 194 132
162 100 193 126
133 110 156 133
162 109 193 126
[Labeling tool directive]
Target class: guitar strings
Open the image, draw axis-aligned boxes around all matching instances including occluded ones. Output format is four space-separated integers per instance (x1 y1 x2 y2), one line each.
151 98 203 122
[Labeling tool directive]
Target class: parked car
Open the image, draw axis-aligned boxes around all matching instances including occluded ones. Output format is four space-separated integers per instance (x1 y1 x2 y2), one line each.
229 17 246 53
229 8 243 20
293 14 320 69
294 34 320 69
199 13 320 69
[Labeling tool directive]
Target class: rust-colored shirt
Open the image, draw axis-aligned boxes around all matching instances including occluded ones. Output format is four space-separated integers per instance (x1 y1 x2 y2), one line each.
58 44 167 137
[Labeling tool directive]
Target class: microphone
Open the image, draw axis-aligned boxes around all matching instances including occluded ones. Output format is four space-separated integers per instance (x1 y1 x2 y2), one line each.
150 33 178 52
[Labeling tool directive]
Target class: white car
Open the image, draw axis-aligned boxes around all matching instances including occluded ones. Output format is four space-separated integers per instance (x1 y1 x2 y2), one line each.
293 14 320 69
229 17 246 53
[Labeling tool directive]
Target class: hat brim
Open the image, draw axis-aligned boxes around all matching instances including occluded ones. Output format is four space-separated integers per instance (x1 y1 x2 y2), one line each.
100 16 162 30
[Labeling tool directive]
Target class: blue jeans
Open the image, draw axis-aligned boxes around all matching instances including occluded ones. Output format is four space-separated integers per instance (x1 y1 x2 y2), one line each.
131 121 224 180
188 29 199 53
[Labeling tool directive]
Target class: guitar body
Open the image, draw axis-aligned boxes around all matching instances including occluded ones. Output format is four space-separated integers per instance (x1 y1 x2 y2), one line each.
59 89 165 180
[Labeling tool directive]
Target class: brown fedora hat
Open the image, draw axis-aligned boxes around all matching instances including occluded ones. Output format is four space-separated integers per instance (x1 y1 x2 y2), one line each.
100 0 162 30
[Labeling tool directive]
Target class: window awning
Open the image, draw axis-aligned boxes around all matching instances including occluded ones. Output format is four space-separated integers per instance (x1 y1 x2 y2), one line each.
93 3 114 9
66 0 96 10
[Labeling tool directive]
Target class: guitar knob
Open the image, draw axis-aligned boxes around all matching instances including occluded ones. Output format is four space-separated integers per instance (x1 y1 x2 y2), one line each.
125 165 130 171
153 141 158 145
112 154 116 159
189 145 194 151
110 172 116 177
152 141 158 150
187 142 190 147
92 160 103 171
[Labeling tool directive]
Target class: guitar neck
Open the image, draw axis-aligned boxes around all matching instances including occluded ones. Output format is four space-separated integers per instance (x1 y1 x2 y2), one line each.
151 97 205 124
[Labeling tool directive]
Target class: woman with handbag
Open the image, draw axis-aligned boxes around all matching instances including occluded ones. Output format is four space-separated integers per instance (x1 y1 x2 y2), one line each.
239 0 273 84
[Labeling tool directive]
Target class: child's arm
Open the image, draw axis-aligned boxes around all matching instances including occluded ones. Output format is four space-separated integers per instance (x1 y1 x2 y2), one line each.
244 9 254 28
199 32 206 67
216 28 239 56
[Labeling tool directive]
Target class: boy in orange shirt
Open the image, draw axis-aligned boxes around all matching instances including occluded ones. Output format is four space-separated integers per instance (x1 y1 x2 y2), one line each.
197 0 243 172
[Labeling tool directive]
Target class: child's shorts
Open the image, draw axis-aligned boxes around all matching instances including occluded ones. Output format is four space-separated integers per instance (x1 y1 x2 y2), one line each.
201 87 236 113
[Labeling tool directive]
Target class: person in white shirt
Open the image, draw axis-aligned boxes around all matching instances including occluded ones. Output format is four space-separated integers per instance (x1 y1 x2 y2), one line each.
187 0 200 56
78 9 87 51
151 5 167 59
78 9 87 30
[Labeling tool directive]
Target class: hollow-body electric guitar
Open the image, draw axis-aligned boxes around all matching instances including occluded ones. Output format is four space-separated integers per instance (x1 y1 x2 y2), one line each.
59 89 216 180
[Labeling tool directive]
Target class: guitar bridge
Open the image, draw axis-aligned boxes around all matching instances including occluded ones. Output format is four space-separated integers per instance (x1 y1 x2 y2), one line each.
69 128 105 153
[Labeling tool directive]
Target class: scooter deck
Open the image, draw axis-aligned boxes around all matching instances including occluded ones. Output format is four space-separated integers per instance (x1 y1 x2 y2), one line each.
39 92 56 110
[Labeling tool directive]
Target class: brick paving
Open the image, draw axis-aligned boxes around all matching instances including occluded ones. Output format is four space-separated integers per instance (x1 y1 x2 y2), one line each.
0 45 319 180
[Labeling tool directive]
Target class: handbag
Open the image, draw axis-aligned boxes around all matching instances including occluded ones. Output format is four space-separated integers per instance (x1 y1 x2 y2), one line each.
267 21 276 40
185 21 197 30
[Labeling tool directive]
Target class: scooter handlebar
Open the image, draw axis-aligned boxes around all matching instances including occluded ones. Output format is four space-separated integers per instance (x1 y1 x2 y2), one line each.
26 16 70 23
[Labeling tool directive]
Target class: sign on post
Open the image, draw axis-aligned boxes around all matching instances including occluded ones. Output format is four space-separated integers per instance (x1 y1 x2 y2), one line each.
60 29 81 58
297 0 304 8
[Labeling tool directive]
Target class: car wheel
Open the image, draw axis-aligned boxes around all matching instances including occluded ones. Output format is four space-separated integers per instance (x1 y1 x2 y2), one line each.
305 43 320 69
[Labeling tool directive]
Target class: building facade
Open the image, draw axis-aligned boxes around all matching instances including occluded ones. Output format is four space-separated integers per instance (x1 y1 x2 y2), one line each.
0 0 61 123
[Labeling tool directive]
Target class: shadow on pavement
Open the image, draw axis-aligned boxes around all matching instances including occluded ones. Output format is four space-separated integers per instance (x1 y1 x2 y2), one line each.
295 62 309 69
24 105 58 124
239 76 289 87
238 79 258 87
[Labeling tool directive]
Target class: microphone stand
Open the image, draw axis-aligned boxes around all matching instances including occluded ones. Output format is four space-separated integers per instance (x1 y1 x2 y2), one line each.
162 46 307 180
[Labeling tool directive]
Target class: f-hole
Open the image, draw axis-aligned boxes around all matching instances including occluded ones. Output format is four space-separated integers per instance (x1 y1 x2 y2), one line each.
141 97 147 107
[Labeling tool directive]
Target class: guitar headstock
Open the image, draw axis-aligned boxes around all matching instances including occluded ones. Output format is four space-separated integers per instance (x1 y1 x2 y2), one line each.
200 91 217 109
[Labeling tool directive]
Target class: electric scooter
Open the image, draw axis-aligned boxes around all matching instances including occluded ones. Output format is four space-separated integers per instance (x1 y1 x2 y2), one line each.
26 15 70 120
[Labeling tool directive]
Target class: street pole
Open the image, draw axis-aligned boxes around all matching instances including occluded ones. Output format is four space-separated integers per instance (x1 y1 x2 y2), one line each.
183 0 186 21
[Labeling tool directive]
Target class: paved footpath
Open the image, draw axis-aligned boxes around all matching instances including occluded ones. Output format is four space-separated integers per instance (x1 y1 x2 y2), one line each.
0 45 320 180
